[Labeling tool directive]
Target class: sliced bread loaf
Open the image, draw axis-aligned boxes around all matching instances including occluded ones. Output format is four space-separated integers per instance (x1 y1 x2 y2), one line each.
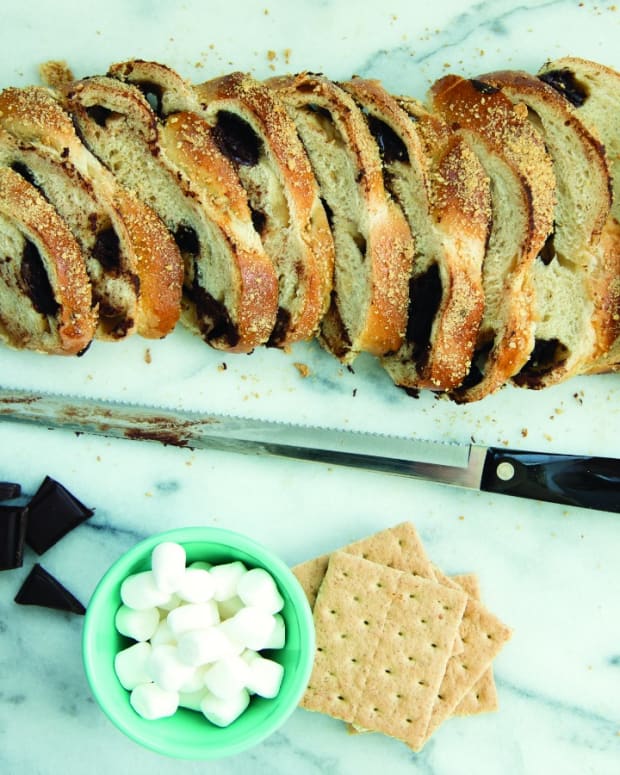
63 67 279 353
537 56 620 374
477 70 613 388
268 72 413 361
0 166 95 354
0 86 182 340
341 78 489 390
194 71 334 348
429 74 556 401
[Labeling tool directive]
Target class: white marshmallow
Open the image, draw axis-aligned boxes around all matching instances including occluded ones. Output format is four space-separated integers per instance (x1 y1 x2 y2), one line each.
115 605 160 642
217 595 245 621
237 567 284 614
157 593 182 613
167 601 219 636
120 571 171 610
114 641 152 690
189 561 212 571
150 619 176 647
218 606 276 651
263 613 286 650
177 627 235 667
212 622 245 657
209 561 247 601
242 651 284 698
130 682 179 720
203 655 250 699
179 665 207 694
178 687 208 711
176 568 215 604
151 541 186 594
200 688 250 727
147 644 194 692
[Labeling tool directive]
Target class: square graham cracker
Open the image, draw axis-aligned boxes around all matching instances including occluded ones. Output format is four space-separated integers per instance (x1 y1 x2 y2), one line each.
292 522 436 608
302 551 468 751
420 592 513 744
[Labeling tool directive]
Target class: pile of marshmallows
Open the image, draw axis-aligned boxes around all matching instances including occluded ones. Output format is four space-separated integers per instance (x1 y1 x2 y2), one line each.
114 541 286 727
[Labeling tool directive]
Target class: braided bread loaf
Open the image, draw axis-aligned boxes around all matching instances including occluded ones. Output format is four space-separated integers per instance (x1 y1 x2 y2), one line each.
0 55 617 405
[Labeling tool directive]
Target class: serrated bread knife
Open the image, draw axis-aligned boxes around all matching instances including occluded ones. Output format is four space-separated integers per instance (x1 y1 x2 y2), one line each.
0 387 618 513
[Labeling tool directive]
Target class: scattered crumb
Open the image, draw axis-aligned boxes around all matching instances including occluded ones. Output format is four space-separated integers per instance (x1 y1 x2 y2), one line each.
39 60 74 89
293 362 311 378
283 48 292 65
458 515 465 521
144 348 152 365
352 388 357 397
521 428 528 438
267 50 277 62
544 433 553 442
217 362 227 372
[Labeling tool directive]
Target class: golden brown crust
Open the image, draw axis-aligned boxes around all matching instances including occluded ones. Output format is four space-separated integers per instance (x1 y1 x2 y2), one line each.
0 167 95 354
341 78 487 389
429 74 555 401
196 72 334 347
269 72 412 359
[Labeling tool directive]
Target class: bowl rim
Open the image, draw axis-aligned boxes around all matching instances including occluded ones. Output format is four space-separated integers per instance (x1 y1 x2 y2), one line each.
82 526 315 759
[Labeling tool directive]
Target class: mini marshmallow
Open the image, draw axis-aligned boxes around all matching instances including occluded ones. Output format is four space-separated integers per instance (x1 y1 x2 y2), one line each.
203 655 250 699
151 619 176 647
176 568 215 604
212 622 245 657
218 605 276 651
167 601 220 636
151 541 186 594
237 567 284 614
209 561 247 602
115 605 160 642
201 688 250 727
217 595 245 621
177 627 236 667
130 682 179 720
189 561 212 571
114 641 152 690
157 593 182 613
147 644 195 692
242 651 284 698
178 687 208 711
263 613 286 650
179 665 207 694
120 571 171 610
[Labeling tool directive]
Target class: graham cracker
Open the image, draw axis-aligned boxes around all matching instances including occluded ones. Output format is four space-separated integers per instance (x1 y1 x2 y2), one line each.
353 569 468 751
300 551 401 721
420 593 512 744
451 574 499 716
293 522 436 608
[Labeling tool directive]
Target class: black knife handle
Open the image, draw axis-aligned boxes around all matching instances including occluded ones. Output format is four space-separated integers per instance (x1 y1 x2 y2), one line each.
480 448 620 513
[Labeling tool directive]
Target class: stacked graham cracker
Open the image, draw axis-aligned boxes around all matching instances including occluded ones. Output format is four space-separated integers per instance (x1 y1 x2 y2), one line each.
293 523 512 751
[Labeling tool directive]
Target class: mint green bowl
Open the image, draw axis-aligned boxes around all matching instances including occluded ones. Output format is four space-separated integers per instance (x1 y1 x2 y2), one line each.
82 527 315 759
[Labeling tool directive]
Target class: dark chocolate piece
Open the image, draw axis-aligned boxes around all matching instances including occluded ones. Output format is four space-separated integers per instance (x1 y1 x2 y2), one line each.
14 564 86 615
0 505 28 570
25 476 94 555
0 481 21 501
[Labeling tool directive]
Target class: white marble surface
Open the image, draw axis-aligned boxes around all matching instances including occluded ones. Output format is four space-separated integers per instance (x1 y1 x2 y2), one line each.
0 1 619 773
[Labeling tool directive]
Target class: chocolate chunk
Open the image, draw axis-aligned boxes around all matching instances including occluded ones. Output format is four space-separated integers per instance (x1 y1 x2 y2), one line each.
366 114 409 165
187 267 240 348
25 477 94 555
539 69 588 108
14 564 85 615
173 224 200 256
407 263 442 370
85 104 113 128
212 111 262 167
0 505 28 570
0 481 21 501
20 241 60 316
266 307 291 348
92 228 121 272
470 79 500 95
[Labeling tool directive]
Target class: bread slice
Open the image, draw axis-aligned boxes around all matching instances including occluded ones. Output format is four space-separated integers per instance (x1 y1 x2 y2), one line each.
267 72 413 361
340 78 489 389
429 75 556 401
194 72 334 348
63 66 279 353
0 166 95 354
537 56 620 374
476 70 614 388
0 86 182 340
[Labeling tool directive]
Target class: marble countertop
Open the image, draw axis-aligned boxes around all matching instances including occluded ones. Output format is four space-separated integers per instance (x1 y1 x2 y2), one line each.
1 1 619 773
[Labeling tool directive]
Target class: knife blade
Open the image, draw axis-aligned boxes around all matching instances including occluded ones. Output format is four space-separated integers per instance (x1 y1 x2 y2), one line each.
0 387 618 513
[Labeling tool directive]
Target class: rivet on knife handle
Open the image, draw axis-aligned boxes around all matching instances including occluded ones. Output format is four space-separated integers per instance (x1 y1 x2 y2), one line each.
480 448 620 513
